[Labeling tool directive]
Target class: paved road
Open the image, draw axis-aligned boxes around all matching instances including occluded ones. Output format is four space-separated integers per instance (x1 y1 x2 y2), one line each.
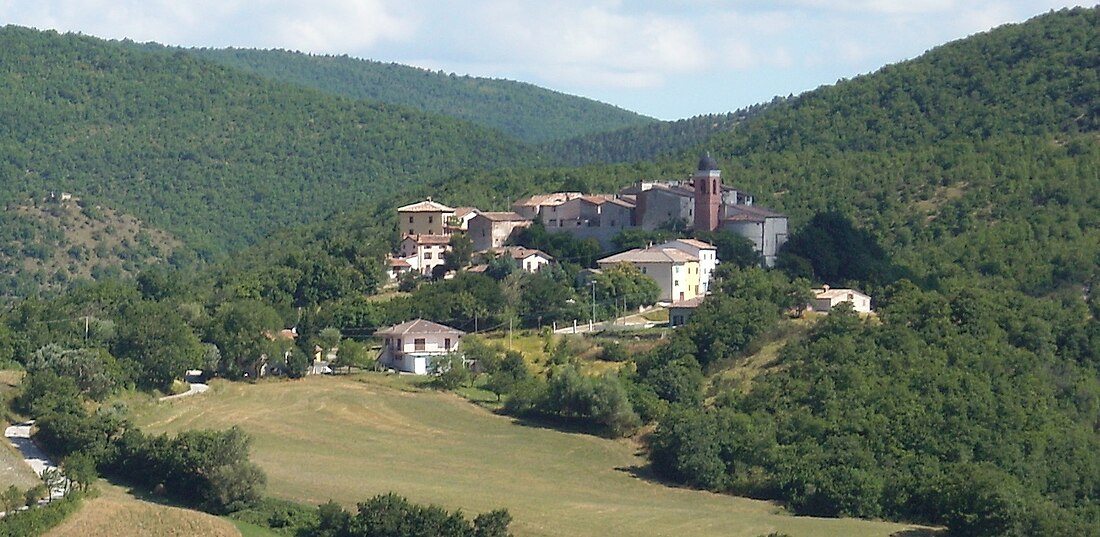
4 421 68 501
158 382 209 402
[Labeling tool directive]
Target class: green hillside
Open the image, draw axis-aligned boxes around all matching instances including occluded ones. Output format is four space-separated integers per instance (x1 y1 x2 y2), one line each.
390 10 1100 535
542 105 778 166
0 25 539 259
172 47 655 144
0 196 181 300
697 7 1099 294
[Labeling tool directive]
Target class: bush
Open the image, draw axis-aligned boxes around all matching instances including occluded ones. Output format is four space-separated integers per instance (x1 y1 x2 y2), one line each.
0 491 82 537
229 497 318 533
302 492 512 537
599 341 628 362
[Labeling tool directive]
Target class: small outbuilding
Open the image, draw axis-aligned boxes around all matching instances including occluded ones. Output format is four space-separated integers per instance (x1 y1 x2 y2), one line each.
810 286 873 314
668 296 706 327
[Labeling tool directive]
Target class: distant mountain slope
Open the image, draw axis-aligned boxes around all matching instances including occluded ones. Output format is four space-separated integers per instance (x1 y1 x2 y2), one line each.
0 26 539 257
541 105 779 166
169 47 655 144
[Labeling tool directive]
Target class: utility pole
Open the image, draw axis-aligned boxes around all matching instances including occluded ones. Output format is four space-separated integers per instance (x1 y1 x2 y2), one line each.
590 281 596 326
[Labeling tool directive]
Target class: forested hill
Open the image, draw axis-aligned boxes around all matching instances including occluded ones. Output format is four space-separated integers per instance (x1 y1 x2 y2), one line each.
164 46 655 144
0 25 539 258
688 7 1099 294
541 105 779 166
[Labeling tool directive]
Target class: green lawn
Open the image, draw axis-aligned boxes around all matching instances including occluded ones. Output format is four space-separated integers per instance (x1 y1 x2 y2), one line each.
133 375 923 537
228 519 284 537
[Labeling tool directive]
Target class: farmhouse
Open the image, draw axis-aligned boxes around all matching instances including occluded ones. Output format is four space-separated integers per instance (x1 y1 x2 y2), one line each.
376 319 465 375
810 286 873 314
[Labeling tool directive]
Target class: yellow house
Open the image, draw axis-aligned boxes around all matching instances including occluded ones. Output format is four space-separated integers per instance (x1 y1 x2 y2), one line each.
597 247 700 303
397 198 455 237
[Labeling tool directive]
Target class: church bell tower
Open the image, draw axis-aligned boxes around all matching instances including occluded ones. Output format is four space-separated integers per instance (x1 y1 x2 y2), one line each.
693 153 721 232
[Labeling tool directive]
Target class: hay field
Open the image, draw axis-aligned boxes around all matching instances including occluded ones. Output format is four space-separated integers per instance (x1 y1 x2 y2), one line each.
45 483 240 537
134 376 921 537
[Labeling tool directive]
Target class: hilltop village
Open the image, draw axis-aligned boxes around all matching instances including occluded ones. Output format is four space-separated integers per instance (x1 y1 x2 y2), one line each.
389 156 791 302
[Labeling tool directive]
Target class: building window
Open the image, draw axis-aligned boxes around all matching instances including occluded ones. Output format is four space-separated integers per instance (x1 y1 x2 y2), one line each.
428 216 434 224
424 252 432 259
414 338 426 351
409 216 414 224
408 229 414 235
674 280 680 287
444 338 451 350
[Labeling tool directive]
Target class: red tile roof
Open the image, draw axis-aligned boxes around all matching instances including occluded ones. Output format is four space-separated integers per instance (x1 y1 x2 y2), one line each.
376 319 465 337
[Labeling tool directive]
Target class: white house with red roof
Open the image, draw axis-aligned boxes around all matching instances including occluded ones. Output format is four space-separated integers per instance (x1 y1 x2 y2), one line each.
486 246 553 273
376 319 465 374
399 234 452 276
810 286 873 314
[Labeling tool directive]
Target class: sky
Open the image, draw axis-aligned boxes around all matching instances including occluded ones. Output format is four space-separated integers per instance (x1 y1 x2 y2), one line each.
0 1 1090 120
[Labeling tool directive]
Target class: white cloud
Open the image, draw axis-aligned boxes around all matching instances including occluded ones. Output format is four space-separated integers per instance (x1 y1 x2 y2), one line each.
446 2 707 89
267 0 415 53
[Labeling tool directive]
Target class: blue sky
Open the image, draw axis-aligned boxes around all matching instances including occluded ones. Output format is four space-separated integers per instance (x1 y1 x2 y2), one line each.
0 1 1088 120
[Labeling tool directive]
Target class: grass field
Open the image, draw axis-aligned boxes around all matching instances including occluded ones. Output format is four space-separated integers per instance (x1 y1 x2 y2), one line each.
133 375 923 537
44 482 241 537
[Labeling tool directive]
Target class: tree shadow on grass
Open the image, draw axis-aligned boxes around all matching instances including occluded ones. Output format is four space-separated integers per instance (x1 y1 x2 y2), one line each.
611 467 946 536
611 463 747 496
614 463 661 482
101 476 194 511
890 529 946 537
503 413 617 438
